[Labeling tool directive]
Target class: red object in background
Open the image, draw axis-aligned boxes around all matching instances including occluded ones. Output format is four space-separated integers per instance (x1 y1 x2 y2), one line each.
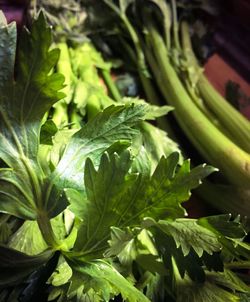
203 0 250 121
205 54 250 120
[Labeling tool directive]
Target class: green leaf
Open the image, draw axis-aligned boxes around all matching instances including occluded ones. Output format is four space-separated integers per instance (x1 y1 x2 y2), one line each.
198 215 250 260
0 11 16 85
40 120 58 145
198 214 247 239
49 128 78 168
170 258 242 302
0 12 65 220
153 226 206 282
139 121 183 171
175 279 240 302
49 255 72 287
0 245 53 286
105 227 137 266
66 258 150 302
8 221 48 256
8 214 68 255
69 150 215 257
70 150 133 253
158 219 221 257
53 104 146 190
0 221 11 244
136 254 167 276
130 155 215 220
239 293 250 301
211 269 250 293
122 97 173 120
131 145 152 176
0 12 64 164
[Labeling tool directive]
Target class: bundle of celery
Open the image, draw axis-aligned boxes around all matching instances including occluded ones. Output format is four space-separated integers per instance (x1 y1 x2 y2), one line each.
82 0 250 216
1 6 250 302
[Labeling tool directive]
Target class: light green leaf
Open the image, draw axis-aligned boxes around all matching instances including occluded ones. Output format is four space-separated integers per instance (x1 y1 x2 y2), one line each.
49 128 78 168
8 214 68 255
122 97 173 120
139 121 183 171
131 145 152 176
49 255 72 287
69 151 215 256
53 104 146 190
66 258 150 302
8 221 48 256
158 219 221 257
105 227 137 266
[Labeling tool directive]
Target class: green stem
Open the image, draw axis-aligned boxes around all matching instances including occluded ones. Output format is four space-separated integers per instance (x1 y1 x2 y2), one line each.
104 2 160 107
121 15 161 106
101 69 122 102
198 75 250 153
225 261 250 269
146 22 250 188
170 0 181 50
37 211 60 249
180 21 250 153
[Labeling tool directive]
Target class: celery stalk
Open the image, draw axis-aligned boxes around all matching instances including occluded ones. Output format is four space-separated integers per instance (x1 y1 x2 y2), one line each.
180 21 250 153
196 181 250 217
198 75 250 153
146 22 250 188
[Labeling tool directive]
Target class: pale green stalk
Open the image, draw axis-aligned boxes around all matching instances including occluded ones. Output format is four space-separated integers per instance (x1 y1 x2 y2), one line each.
180 21 250 153
146 22 250 188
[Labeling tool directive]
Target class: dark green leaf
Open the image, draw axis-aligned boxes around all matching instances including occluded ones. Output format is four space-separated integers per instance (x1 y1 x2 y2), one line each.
40 120 58 145
0 221 11 244
155 229 206 282
0 245 53 286
198 214 246 239
136 254 167 275
0 12 65 220
71 150 133 252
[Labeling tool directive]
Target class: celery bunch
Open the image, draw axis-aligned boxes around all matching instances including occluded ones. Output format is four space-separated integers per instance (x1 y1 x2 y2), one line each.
86 0 250 215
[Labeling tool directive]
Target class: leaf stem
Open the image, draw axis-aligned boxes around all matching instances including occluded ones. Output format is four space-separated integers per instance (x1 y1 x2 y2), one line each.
101 69 122 102
225 261 250 269
37 211 60 249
